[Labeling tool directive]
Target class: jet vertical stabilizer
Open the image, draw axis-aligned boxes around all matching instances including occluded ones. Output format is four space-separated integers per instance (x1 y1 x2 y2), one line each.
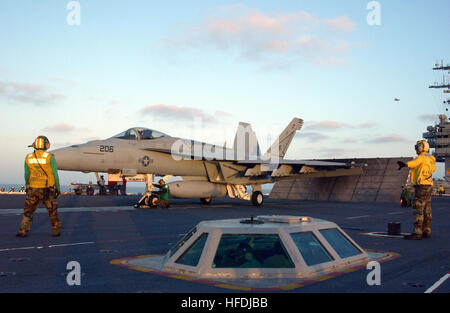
263 118 303 160
233 122 261 160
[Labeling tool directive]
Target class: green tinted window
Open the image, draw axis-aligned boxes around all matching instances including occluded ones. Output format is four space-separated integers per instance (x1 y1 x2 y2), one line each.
175 233 208 267
320 229 361 258
212 234 294 268
291 232 333 266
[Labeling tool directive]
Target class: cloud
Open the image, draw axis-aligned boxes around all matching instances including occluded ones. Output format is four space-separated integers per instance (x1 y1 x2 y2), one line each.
323 16 356 33
418 114 438 121
312 147 352 158
304 120 353 131
0 81 64 106
367 135 409 144
215 110 234 118
163 5 360 68
52 141 78 148
303 120 377 131
358 122 377 129
50 136 99 148
42 123 89 133
340 138 362 144
295 131 331 142
139 104 217 123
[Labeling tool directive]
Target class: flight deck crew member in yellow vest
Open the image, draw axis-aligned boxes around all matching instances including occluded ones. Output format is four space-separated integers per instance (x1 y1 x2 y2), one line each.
397 140 436 240
17 136 62 237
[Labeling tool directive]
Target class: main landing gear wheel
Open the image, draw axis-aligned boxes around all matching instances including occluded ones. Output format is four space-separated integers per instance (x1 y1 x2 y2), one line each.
251 191 263 206
200 197 212 205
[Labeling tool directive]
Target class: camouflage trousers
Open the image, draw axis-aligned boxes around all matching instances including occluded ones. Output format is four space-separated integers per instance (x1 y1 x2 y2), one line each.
412 185 433 236
18 188 61 236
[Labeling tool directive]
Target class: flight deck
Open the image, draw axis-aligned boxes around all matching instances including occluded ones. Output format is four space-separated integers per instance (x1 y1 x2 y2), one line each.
0 196 449 294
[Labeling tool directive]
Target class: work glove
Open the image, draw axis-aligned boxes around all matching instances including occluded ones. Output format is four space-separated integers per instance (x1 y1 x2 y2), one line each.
55 189 61 199
397 161 407 170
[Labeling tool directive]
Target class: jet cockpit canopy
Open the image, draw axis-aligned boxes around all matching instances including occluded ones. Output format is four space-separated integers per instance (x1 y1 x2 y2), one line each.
111 127 169 140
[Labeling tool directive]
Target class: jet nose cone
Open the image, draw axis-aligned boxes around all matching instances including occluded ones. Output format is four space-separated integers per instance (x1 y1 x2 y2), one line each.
50 145 81 171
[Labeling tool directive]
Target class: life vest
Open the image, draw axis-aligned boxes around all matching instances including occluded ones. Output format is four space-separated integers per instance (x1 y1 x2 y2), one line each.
160 185 171 200
407 153 436 186
26 150 56 188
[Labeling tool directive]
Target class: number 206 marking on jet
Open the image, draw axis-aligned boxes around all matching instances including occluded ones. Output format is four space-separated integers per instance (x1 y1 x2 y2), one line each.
99 145 114 153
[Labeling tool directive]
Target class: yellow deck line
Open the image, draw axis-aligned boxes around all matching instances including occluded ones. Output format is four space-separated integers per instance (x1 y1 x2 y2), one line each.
312 274 333 282
168 274 198 281
215 284 252 291
278 283 304 290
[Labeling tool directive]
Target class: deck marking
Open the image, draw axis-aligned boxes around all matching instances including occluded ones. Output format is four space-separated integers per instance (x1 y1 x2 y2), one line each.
346 215 371 220
361 232 410 238
0 246 35 252
215 284 252 291
0 235 177 254
48 242 94 248
424 273 450 293
168 274 197 281
279 283 304 290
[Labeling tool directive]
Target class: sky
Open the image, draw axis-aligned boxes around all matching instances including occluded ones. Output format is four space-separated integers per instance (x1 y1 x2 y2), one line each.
0 0 449 185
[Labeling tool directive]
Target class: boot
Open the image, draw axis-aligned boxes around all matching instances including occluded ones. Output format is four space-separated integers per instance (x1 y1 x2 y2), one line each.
16 230 27 237
18 215 32 237
52 228 61 237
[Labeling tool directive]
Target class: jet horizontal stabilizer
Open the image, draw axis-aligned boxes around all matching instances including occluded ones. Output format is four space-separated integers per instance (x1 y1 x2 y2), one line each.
268 167 363 180
242 159 365 180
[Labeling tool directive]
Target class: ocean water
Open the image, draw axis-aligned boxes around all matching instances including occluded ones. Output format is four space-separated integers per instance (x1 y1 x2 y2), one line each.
0 183 145 194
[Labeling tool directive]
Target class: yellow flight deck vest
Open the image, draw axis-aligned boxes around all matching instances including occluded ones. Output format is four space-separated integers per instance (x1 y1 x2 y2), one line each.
407 153 436 186
26 150 56 188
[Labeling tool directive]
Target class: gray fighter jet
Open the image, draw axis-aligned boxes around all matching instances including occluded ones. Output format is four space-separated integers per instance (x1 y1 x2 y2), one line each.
51 118 364 206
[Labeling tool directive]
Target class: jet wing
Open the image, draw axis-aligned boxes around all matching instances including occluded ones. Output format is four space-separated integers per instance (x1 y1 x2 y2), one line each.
237 159 366 180
237 159 355 168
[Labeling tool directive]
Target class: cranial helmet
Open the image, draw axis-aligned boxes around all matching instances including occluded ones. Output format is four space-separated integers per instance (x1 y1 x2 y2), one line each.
30 136 50 150
414 140 429 154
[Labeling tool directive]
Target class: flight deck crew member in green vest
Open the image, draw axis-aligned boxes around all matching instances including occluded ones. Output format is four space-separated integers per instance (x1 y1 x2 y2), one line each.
156 179 170 208
17 136 62 237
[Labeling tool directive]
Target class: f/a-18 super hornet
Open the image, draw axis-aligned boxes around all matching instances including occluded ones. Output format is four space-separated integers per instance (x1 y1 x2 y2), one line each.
51 118 364 206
